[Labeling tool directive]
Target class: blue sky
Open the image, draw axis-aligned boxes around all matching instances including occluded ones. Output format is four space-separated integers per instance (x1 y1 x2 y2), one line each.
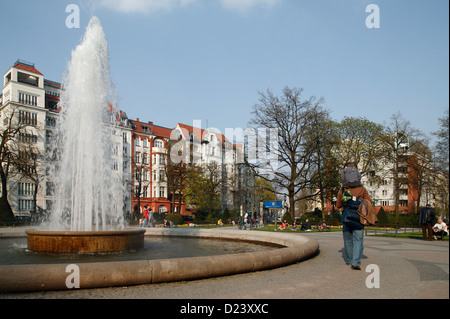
1 0 448 143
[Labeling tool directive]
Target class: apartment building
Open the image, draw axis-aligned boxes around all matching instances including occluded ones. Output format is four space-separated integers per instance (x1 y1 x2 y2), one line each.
129 118 174 215
0 60 132 219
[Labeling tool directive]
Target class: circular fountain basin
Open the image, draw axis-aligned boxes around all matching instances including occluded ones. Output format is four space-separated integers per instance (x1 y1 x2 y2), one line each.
1 228 319 293
26 229 145 253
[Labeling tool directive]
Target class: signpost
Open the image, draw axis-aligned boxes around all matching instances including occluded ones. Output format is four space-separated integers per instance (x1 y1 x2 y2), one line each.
264 201 283 209
264 201 284 231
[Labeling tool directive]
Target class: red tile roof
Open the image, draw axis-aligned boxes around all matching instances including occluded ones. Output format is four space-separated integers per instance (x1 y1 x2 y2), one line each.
130 119 173 139
176 123 231 147
14 63 43 75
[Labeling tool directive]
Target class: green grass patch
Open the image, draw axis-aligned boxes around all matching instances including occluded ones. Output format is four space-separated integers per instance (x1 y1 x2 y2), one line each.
368 231 448 241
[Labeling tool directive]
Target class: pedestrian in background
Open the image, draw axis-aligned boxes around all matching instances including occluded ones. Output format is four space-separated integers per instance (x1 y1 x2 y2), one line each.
418 204 435 241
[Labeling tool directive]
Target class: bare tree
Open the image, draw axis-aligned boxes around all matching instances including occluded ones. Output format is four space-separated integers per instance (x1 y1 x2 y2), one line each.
379 112 422 224
247 86 329 222
0 106 38 222
432 109 449 173
165 139 189 214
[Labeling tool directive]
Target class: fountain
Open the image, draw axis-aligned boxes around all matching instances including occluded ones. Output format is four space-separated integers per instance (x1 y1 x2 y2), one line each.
26 16 144 253
0 16 319 293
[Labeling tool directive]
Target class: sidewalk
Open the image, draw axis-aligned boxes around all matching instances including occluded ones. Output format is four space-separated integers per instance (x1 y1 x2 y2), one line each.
0 228 448 299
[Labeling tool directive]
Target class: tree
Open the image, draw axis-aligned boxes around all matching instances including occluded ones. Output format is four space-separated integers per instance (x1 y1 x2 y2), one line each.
334 117 385 176
0 106 38 222
132 159 151 216
432 110 449 218
184 162 222 214
308 112 340 221
379 112 422 224
247 86 328 222
432 109 449 174
165 139 189 214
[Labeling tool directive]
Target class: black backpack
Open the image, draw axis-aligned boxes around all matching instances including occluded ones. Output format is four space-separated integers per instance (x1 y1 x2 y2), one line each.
341 166 361 188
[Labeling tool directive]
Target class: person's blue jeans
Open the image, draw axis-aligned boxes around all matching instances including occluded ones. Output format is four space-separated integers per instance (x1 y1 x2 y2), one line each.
342 223 364 267
141 218 150 227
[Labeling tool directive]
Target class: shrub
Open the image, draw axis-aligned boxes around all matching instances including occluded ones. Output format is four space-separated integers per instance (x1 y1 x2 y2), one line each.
327 217 340 226
166 213 184 226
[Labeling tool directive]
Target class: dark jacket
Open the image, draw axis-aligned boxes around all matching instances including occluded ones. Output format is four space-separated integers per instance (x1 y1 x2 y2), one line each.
418 206 435 225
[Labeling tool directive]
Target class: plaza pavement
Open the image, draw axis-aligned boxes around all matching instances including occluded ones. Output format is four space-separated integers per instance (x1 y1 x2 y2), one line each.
0 227 448 299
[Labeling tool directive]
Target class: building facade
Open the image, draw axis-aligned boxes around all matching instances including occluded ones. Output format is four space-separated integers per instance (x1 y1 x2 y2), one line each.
0 60 132 220
1 60 254 221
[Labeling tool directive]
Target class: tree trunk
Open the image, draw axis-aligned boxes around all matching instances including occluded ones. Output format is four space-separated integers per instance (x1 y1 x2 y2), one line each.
0 167 15 223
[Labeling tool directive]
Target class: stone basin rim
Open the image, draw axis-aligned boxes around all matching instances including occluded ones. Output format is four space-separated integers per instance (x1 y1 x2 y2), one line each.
25 229 146 237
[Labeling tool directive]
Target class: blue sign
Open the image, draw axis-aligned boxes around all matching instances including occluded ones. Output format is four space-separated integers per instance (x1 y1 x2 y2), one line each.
264 201 283 209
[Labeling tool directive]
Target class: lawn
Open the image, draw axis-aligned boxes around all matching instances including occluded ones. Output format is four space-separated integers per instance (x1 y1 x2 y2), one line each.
367 231 449 241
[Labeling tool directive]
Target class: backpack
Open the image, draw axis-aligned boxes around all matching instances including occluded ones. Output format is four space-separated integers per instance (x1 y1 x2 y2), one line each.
341 187 378 227
341 188 364 229
341 166 361 188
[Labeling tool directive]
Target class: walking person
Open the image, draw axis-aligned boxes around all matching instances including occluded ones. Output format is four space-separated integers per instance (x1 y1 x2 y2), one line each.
418 204 435 241
141 206 150 228
336 162 372 270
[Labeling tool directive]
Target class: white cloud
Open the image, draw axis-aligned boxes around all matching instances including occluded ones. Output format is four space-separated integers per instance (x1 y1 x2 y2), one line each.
94 0 197 14
219 0 281 12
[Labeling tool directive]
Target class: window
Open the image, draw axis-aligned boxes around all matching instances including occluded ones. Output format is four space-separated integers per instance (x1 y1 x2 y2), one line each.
143 138 148 147
18 72 39 86
153 186 157 197
18 110 37 125
381 200 389 206
159 155 165 165
135 152 140 163
123 132 128 144
18 182 36 196
154 139 163 148
19 132 38 144
153 154 157 164
135 137 140 146
143 153 148 165
18 199 34 211
382 190 388 196
143 186 148 198
19 92 37 106
159 187 165 198
46 117 56 127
